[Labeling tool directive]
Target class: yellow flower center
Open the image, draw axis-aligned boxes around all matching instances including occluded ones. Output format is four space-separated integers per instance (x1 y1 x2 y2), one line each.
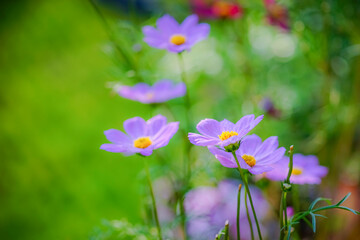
170 34 186 45
242 154 256 167
218 131 238 141
146 92 154 100
292 168 302 175
134 137 152 149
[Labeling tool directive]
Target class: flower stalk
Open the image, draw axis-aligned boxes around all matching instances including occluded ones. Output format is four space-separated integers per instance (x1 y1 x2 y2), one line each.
144 159 162 240
232 151 263 240
237 184 242 240
280 145 294 240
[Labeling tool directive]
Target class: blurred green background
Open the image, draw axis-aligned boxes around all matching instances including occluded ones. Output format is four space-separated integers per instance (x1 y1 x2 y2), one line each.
0 1 150 239
1 0 359 239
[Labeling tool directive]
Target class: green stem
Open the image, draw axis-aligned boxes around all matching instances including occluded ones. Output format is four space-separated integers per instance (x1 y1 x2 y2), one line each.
237 184 242 240
144 160 162 240
232 152 263 240
283 192 288 230
279 191 284 240
245 188 254 240
285 146 294 184
177 52 191 239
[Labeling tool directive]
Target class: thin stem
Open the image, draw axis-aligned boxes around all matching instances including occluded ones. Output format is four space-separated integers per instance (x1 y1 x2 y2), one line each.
279 191 285 240
88 0 141 81
283 192 288 230
232 152 263 240
144 160 162 240
237 184 242 240
245 188 254 240
177 52 191 239
280 146 295 239
285 146 294 184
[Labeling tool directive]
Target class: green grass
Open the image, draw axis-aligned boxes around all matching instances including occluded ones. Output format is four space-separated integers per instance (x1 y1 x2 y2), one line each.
0 1 148 239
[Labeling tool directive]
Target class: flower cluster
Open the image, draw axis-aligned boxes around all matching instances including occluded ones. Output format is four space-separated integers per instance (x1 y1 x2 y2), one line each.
184 180 269 240
95 10 352 240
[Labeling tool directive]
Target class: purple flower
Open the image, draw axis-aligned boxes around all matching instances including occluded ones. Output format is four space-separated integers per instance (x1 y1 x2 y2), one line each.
188 114 264 147
118 79 186 104
100 115 179 156
208 135 285 174
142 14 210 53
265 154 328 184
184 179 269 240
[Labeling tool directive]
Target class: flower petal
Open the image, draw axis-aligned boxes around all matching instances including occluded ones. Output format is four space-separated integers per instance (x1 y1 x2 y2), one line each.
254 136 279 158
100 143 129 153
156 14 179 35
208 146 237 168
152 122 179 149
147 115 167 136
238 134 263 156
196 119 222 137
123 117 147 139
188 133 219 146
180 14 199 32
104 129 131 144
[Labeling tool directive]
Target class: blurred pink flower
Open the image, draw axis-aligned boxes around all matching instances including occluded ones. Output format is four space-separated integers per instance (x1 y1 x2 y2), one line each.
191 0 243 19
263 0 290 31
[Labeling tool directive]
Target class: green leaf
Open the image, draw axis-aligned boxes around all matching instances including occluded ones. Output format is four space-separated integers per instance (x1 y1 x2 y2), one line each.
336 193 351 206
313 214 327 218
303 217 313 229
310 212 316 233
309 197 332 210
335 206 360 215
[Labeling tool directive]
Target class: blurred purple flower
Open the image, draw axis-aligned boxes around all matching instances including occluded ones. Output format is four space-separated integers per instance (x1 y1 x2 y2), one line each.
208 134 286 174
184 179 269 240
260 97 281 119
188 114 264 147
263 0 290 31
142 14 210 53
265 154 328 184
191 0 243 19
118 79 186 104
100 115 179 156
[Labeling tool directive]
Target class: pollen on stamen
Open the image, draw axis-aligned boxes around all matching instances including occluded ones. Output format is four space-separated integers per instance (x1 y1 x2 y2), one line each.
170 34 186 45
218 131 238 141
292 168 302 175
134 137 152 149
242 154 256 167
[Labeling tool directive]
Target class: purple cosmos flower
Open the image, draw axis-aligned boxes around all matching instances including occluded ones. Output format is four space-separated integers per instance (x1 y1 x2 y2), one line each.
185 179 269 240
188 114 264 148
118 79 186 104
208 134 285 174
265 154 328 184
100 115 179 156
142 14 210 53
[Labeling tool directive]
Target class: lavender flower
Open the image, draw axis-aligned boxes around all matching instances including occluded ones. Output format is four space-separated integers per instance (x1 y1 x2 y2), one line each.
142 14 210 53
100 115 179 156
208 135 285 174
266 154 328 184
118 79 186 104
188 114 264 148
185 179 269 240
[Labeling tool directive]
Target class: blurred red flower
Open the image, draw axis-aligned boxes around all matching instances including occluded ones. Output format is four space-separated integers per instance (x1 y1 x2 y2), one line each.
191 0 243 19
